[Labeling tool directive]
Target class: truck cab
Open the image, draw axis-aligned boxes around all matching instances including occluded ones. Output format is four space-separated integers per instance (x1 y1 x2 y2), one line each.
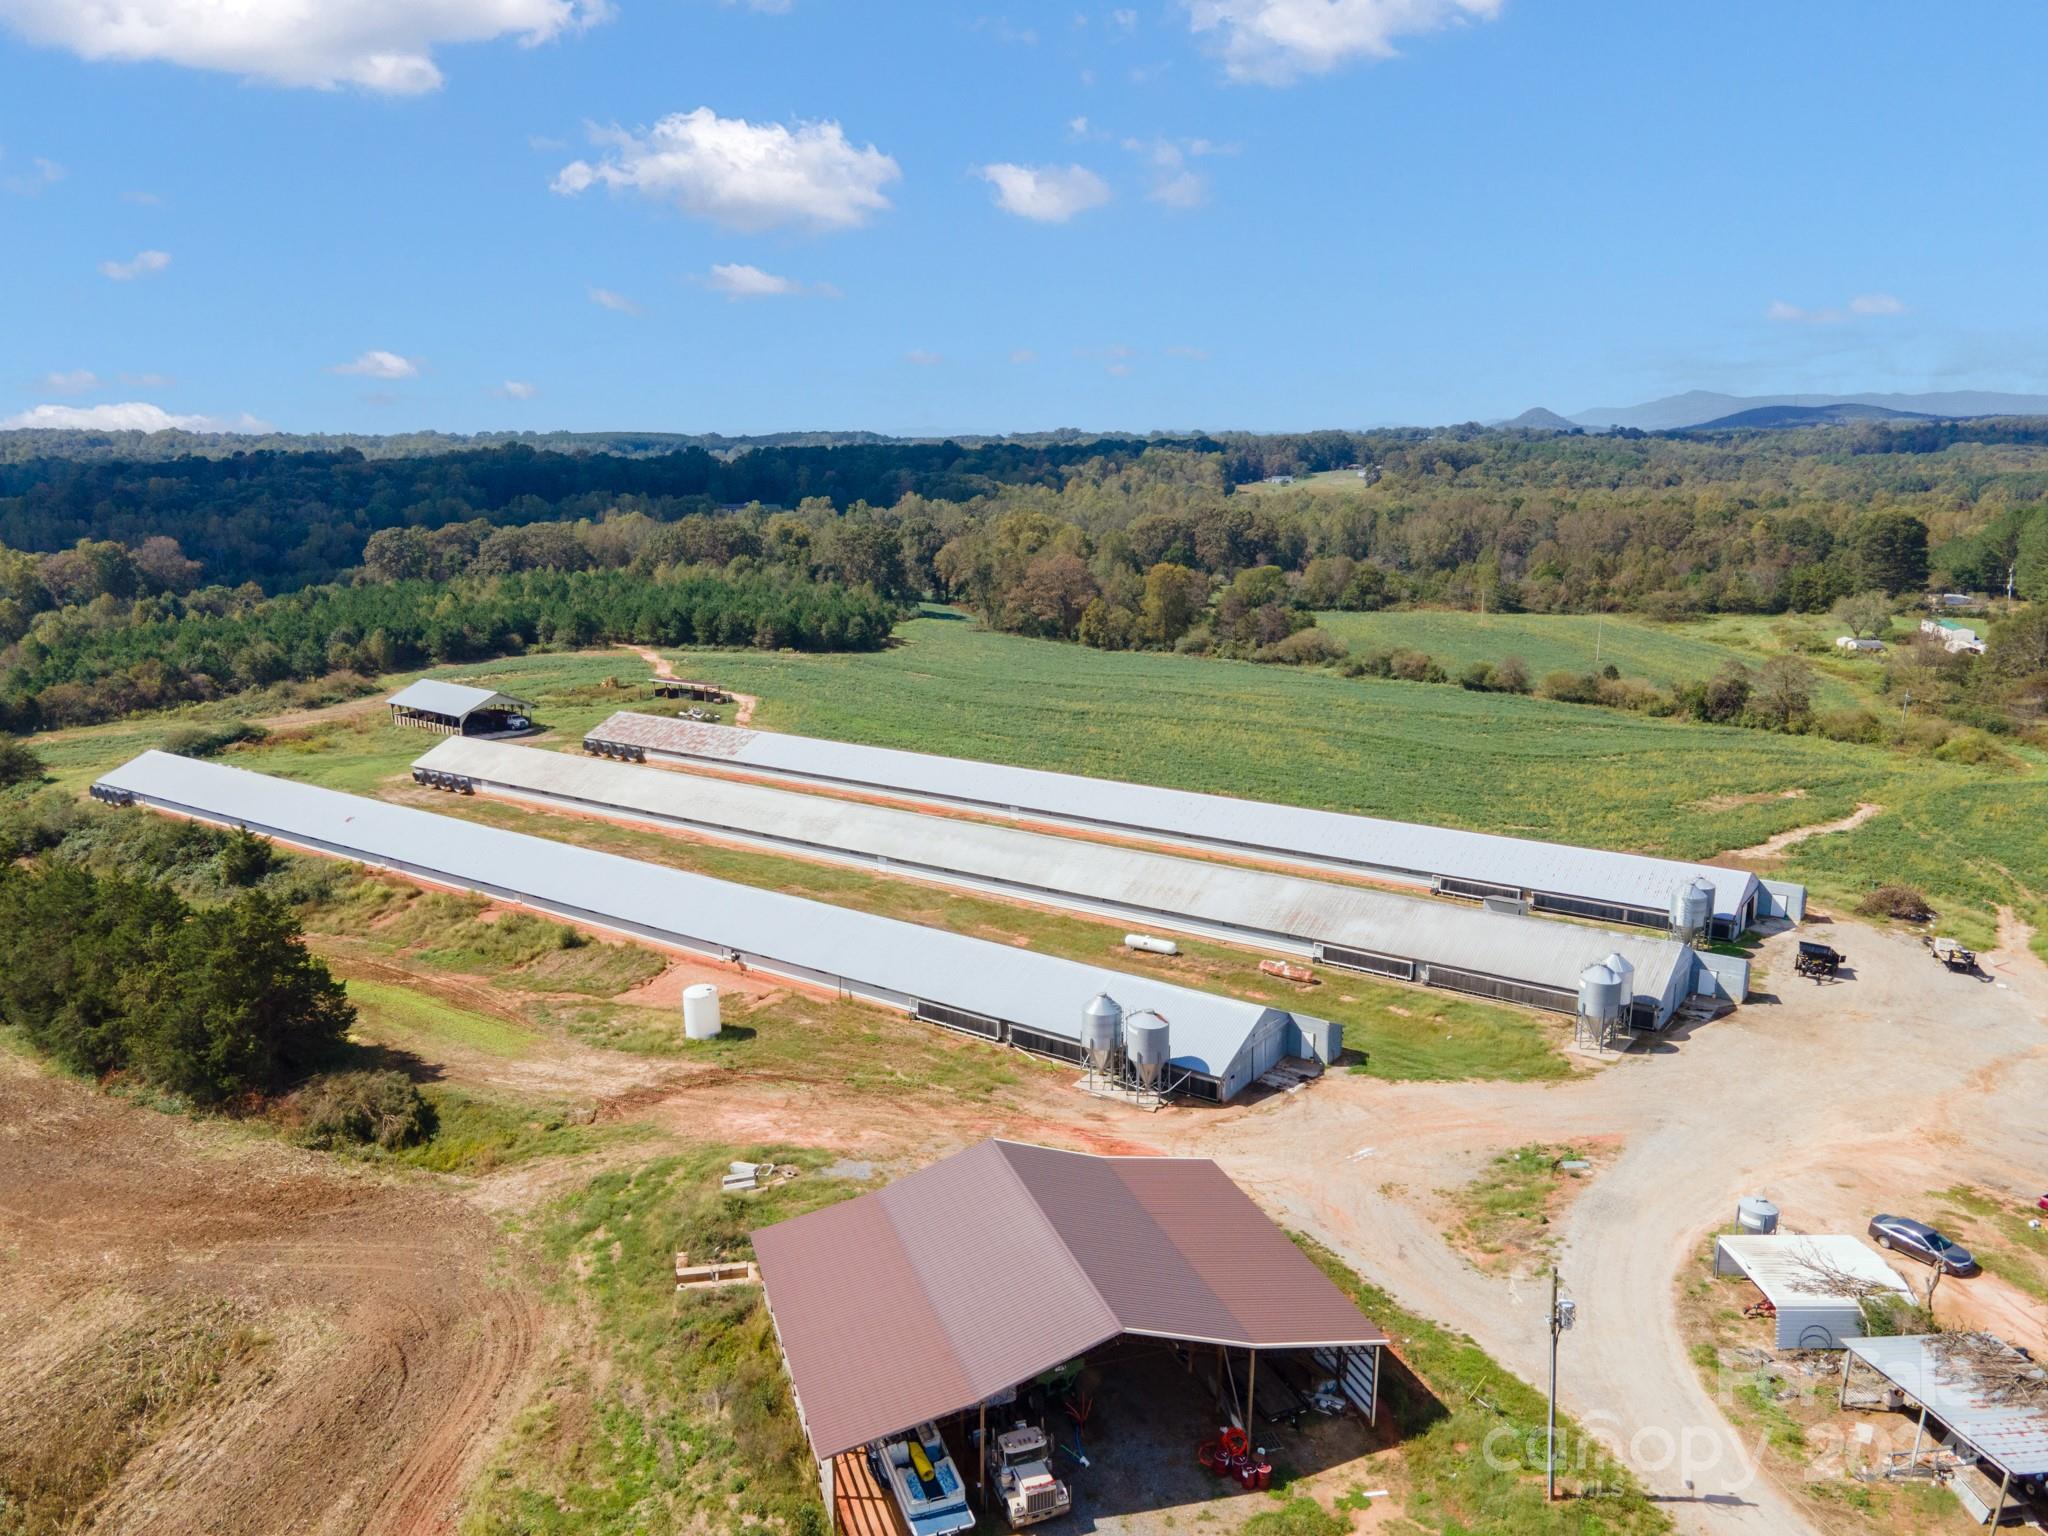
988 1423 1071 1528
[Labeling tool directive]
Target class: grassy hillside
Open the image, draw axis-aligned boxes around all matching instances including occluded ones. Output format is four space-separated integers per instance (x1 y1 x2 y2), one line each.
1314 609 1875 709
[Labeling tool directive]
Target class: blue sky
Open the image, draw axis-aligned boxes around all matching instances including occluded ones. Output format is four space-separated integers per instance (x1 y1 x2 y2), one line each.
2 1 2043 435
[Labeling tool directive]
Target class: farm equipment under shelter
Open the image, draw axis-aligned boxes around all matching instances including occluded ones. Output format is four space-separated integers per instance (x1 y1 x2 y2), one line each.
1794 941 1845 982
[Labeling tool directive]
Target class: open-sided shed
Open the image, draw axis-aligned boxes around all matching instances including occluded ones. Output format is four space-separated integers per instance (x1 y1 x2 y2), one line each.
1713 1234 1914 1349
754 1140 1388 1520
387 680 532 735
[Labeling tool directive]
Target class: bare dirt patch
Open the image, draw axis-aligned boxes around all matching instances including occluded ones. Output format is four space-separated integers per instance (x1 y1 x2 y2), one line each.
0 1058 545 1536
1728 802 1883 860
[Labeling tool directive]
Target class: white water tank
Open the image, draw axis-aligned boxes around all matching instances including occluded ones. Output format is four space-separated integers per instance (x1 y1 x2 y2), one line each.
1670 877 1716 942
1082 993 1123 1070
683 983 723 1040
1124 933 1180 956
1125 1014 1171 1089
1577 963 1622 1025
1736 1195 1779 1234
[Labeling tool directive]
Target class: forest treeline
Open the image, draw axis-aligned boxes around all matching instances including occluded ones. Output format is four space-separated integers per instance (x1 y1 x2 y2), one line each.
3 423 2048 732
2 565 895 731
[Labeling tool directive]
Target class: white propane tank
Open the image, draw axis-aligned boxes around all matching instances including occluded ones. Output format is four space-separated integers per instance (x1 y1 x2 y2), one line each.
1124 933 1180 956
683 983 723 1040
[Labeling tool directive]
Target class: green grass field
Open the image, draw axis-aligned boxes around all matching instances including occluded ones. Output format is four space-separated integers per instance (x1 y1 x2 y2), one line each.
1314 609 1874 709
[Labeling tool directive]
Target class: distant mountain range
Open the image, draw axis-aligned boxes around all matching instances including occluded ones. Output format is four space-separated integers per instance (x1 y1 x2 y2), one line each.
1552 390 2048 432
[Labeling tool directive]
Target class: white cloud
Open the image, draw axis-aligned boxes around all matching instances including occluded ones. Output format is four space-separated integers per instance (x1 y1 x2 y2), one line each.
904 349 943 366
976 162 1111 222
1767 293 1908 325
1 151 65 194
0 0 610 93
122 189 163 205
722 0 791 11
554 108 900 232
330 349 420 379
497 380 539 399
1165 344 1210 360
588 285 642 314
1010 347 1038 364
1124 137 1227 207
41 368 98 393
695 261 838 300
120 370 174 387
1185 0 1502 84
99 249 171 281
0 401 270 433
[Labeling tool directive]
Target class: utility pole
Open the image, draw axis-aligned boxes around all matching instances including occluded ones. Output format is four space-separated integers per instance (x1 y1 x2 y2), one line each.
1547 1272 1576 1501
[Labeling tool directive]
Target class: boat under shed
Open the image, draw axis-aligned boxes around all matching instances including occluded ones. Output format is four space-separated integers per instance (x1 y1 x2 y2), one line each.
414 736 1728 1025
584 712 1804 939
754 1139 1390 1526
92 751 1333 1101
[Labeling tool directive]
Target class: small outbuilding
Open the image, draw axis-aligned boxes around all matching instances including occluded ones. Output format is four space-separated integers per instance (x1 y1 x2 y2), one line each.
1834 636 1885 654
1713 1233 1914 1349
387 680 534 735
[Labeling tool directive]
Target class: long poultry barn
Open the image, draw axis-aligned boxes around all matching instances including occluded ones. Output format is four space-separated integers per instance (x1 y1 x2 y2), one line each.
414 736 1734 1025
91 751 1334 1101
585 713 1804 939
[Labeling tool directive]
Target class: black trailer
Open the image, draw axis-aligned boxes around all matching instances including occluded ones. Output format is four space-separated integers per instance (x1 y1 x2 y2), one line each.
1794 940 1844 981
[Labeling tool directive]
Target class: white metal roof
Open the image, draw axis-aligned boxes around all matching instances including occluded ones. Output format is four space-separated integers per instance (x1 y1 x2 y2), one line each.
96 751 1307 1081
587 713 1768 923
417 736 1693 1006
1715 1234 1914 1308
388 680 527 717
1847 1334 2048 1477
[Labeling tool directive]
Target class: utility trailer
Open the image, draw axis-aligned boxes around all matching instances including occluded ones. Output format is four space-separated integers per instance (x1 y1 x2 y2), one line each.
1794 941 1844 982
1926 935 1978 974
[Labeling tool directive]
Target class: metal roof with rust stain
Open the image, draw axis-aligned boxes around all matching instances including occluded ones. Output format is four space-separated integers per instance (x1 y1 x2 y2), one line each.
754 1139 1387 1461
1846 1334 2048 1477
586 711 1769 923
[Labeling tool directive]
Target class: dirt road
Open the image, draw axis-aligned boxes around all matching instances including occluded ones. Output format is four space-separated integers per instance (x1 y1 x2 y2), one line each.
0 1058 543 1535
1161 918 2048 1536
622 644 758 724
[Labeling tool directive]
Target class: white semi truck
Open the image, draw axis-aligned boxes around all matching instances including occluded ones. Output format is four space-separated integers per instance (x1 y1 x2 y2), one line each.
987 1422 1072 1528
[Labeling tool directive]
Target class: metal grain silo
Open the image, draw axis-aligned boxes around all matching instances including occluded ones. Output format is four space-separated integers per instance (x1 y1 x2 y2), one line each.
1082 992 1123 1070
1602 950 1636 1020
1124 1013 1171 1089
1576 963 1622 1027
1669 877 1715 942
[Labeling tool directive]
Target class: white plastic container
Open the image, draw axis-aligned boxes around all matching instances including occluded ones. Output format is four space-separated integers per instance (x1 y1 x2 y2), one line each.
683 982 723 1040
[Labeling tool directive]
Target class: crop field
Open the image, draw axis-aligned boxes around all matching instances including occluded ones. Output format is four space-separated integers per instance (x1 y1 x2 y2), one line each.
1314 609 1875 709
